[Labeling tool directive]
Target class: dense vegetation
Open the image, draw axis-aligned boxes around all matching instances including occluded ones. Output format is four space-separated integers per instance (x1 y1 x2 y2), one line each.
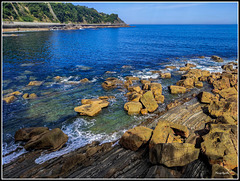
2 2 125 24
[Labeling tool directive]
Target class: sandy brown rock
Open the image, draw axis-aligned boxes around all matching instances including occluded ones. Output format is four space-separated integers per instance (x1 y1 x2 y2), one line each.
119 126 153 151
140 91 158 112
169 85 187 94
24 128 68 151
211 55 223 62
124 101 143 115
74 103 102 117
28 81 43 86
3 95 16 103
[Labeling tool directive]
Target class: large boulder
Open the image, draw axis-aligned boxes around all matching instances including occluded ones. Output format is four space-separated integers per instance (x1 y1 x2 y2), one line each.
15 127 49 142
149 143 200 167
211 55 224 62
140 91 158 112
213 77 230 90
218 87 237 99
179 67 190 71
176 78 194 88
125 76 139 81
102 77 123 90
208 98 237 118
149 120 196 167
124 101 143 115
198 91 218 104
24 128 68 151
126 92 142 102
119 126 153 151
201 124 237 171
169 85 186 94
150 83 164 103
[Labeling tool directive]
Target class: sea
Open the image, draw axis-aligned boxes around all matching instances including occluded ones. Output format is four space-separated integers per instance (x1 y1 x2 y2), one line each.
2 24 238 165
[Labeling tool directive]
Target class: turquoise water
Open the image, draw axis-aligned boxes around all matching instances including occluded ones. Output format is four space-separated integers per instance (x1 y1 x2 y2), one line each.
2 24 238 164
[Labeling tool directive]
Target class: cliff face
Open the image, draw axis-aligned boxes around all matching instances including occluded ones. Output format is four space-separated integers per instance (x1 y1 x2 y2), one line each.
2 2 126 24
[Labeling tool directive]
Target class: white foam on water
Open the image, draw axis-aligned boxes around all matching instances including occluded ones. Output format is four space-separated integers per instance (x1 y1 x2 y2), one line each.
34 118 121 164
131 69 160 80
2 141 27 165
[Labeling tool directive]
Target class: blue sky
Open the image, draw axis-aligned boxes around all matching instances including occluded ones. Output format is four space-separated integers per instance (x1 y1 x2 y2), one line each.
73 2 238 24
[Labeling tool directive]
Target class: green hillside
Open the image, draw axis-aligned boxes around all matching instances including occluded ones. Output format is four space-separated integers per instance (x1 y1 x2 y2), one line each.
2 2 125 24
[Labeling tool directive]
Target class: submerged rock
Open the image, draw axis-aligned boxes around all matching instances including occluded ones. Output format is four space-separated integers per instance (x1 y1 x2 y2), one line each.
27 81 43 86
79 78 89 83
119 126 153 151
3 95 16 104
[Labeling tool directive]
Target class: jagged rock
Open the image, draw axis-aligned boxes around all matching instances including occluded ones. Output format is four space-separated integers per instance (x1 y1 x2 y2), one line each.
119 126 153 151
176 78 194 88
149 120 196 167
127 92 142 102
211 55 224 62
140 91 158 112
160 73 171 79
102 77 122 90
27 81 43 86
169 85 186 94
211 164 233 178
213 77 230 90
201 124 238 171
208 98 237 118
15 127 49 142
222 64 233 71
24 128 68 151
124 101 143 115
218 87 237 99
185 63 196 68
3 95 16 103
74 103 102 116
198 91 218 104
216 114 237 125
149 143 200 167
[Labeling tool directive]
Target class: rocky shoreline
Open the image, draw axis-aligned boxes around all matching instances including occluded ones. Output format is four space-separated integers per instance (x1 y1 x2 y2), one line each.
3 56 238 178
2 22 131 33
